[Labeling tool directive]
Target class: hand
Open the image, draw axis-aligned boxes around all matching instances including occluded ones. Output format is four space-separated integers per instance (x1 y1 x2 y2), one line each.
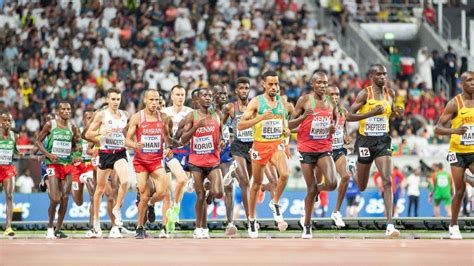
135 142 144 149
47 154 59 163
329 125 336 134
303 108 314 118
260 110 273 121
282 128 291 137
164 147 173 158
343 135 352 145
453 126 469 135
219 139 225 150
99 128 113 137
196 117 208 128
394 106 404 117
371 105 385 116
72 157 83 165
17 152 25 158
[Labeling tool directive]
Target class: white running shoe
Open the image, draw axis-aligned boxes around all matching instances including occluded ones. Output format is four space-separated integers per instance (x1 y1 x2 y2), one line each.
185 178 195 193
247 220 258 239
223 161 238 186
109 226 123 238
268 200 284 223
449 225 463 240
118 226 135 236
84 229 97 238
301 225 312 239
331 211 346 227
46 228 55 239
159 229 169 239
93 221 103 238
385 224 400 237
298 216 306 229
112 207 123 226
193 228 203 239
315 195 321 209
225 223 238 236
202 228 210 239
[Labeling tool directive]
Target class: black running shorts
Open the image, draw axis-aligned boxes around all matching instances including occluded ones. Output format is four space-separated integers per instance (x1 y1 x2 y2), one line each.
355 133 392 164
332 148 347 162
299 151 332 165
230 140 253 164
98 149 128 170
188 163 220 177
447 152 474 169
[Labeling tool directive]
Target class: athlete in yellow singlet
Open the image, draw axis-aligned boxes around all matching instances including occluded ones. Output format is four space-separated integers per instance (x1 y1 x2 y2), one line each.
347 64 403 237
435 71 474 239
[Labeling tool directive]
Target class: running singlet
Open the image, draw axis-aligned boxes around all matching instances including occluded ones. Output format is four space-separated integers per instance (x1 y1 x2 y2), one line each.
0 131 15 165
433 171 451 198
333 109 345 150
99 109 127 151
162 106 193 154
449 95 474 153
358 86 392 136
297 95 333 153
253 95 285 142
189 110 220 167
134 110 165 161
45 120 73 165
232 102 254 143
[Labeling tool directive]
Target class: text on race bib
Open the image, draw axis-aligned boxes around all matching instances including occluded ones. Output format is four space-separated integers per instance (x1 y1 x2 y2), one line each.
262 119 282 140
0 149 13 165
193 135 214 154
52 141 72 158
82 143 92 160
460 125 474 145
105 132 125 150
140 135 161 153
364 117 387 136
333 126 344 149
447 152 458 164
309 116 331 140
359 147 370 158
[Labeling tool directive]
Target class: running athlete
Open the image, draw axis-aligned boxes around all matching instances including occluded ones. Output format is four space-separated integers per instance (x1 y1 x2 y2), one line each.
86 88 130 238
35 101 81 238
289 72 338 239
0 111 22 237
214 84 238 236
126 89 172 239
222 77 253 229
237 70 290 238
347 64 403 237
37 113 56 192
71 110 96 237
430 163 453 217
180 88 224 239
434 71 474 239
161 84 193 233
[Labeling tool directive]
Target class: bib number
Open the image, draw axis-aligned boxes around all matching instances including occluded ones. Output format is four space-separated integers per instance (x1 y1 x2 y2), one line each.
447 152 458 164
262 119 282 140
333 128 344 149
359 147 370 158
46 168 56 177
141 135 162 153
460 126 474 145
193 135 214 154
250 149 261 160
236 128 254 142
0 149 13 165
309 117 331 139
104 132 125 150
364 117 387 136
52 141 72 158
72 181 79 191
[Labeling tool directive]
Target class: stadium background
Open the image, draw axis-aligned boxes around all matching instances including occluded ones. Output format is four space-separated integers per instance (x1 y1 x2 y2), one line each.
0 0 473 223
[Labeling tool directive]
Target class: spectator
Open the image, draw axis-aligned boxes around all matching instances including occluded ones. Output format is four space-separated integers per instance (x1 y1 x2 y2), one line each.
431 50 444 90
416 47 434 90
16 169 35 193
25 113 40 136
431 163 453 217
404 167 421 217
422 3 436 25
444 46 458 95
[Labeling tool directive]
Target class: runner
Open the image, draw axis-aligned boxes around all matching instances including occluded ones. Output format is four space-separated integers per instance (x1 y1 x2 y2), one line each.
347 64 403 237
85 88 130 238
161 84 193 234
37 113 55 192
35 101 81 238
237 70 290 238
180 88 223 239
289 72 338 239
71 110 96 237
0 111 23 237
430 163 453 217
434 71 474 239
126 89 172 239
214 84 238 236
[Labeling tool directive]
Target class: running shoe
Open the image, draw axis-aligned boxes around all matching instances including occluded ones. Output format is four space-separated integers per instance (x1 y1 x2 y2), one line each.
118 226 135 236
165 208 176 234
223 161 238 186
172 204 180 223
39 175 48 192
268 200 284 223
202 228 210 239
112 207 123 226
385 224 400 237
185 178 195 193
225 222 238 236
298 216 306 229
93 221 103 238
147 204 156 223
135 226 146 239
109 226 123 238
159 229 169 239
84 228 97 238
46 228 55 239
347 159 357 177
247 219 258 239
331 211 346 227
54 230 68 239
3 227 14 237
301 225 312 239
449 225 463 240
193 228 203 239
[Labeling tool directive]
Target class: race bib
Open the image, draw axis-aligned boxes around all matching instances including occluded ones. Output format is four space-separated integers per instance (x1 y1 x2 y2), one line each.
0 149 13 165
72 181 79 191
364 117 387 136
250 149 261 160
82 143 92 160
193 135 214 154
262 119 282 140
359 147 370 158
236 127 254 142
460 125 474 145
310 116 331 139
141 135 161 153
46 167 56 177
447 152 458 164
52 141 72 158
333 127 344 149
437 175 449 187
104 132 125 150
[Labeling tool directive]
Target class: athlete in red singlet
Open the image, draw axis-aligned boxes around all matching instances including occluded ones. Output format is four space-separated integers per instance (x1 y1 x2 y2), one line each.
126 89 172 239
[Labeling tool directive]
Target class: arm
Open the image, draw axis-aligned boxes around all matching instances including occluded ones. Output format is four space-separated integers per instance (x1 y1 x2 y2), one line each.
346 89 381 122
342 108 352 144
173 118 187 145
434 99 467 136
82 110 98 143
161 112 172 147
237 98 267 130
180 112 200 145
124 113 142 149
34 121 57 162
288 96 310 130
85 111 106 141
221 103 233 128
389 89 404 119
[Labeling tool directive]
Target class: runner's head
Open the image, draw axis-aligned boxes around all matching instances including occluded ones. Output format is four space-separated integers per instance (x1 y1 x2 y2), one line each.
262 70 279 98
56 100 72 120
170 85 186 107
106 88 122 111
197 88 212 109
191 88 202 109
368 64 387 88
83 109 94 127
213 84 228 107
235 77 250 101
158 94 166 110
326 85 340 105
461 71 474 94
143 89 160 113
311 71 328 96
0 110 12 131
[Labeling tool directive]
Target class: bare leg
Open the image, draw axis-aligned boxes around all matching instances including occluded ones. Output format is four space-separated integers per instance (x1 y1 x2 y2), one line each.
167 159 188 205
193 171 205 228
249 162 265 220
56 174 72 231
334 156 350 212
374 156 394 224
269 151 289 204
3 178 14 229
233 156 251 219
94 168 112 223
136 172 149 227
301 163 317 226
47 176 61 228
450 165 466 226
112 159 129 210
149 168 171 225
221 163 233 223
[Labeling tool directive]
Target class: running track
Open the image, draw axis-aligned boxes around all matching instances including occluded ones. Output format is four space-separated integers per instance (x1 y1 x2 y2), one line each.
1 238 473 265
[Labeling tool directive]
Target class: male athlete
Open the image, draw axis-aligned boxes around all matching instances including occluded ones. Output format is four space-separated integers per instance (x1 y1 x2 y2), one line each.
35 101 81 238
347 64 404 237
238 70 290 238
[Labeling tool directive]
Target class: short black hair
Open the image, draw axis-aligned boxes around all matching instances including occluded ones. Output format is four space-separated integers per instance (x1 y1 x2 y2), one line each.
191 88 202 98
262 70 278 81
56 100 71 109
368 64 385 76
236 77 250 85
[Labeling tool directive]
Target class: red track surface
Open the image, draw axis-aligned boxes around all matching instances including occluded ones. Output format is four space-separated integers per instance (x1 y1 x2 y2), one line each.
1 239 473 265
